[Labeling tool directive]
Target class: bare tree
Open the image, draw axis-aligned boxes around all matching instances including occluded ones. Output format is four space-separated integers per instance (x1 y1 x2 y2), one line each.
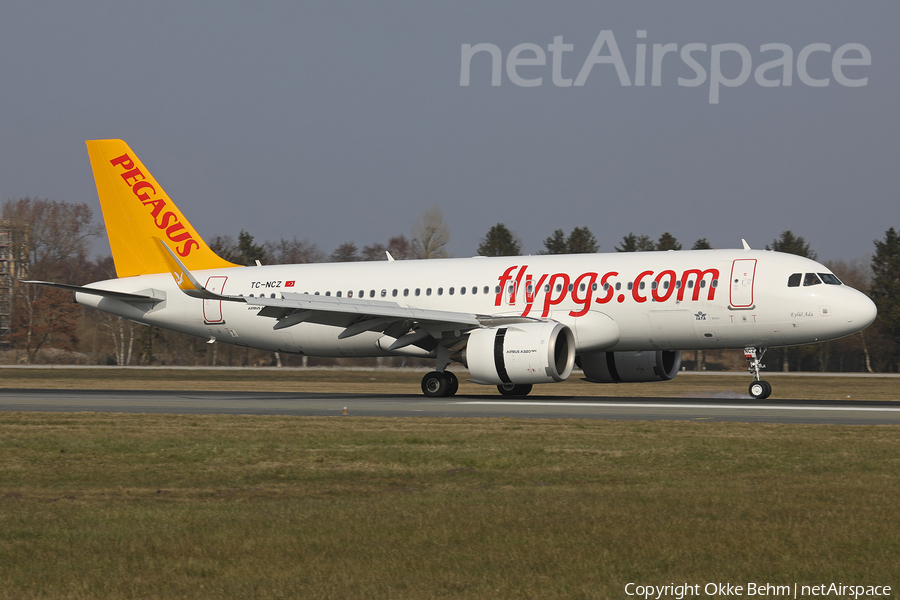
2 198 102 362
265 237 325 264
411 207 450 259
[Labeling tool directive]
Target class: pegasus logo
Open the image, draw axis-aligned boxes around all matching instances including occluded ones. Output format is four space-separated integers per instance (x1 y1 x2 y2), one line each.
109 153 201 258
173 271 185 286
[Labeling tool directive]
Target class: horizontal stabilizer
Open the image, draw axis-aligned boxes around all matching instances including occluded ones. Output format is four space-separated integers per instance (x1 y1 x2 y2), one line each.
23 281 165 304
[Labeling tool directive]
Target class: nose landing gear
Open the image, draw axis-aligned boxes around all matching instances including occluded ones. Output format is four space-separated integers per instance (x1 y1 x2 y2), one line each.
744 347 772 399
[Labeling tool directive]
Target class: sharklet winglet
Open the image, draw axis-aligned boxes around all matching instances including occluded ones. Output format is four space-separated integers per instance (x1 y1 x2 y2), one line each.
155 238 245 303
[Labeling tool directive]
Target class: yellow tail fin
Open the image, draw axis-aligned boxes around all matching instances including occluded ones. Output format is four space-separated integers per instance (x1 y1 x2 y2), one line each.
87 139 239 278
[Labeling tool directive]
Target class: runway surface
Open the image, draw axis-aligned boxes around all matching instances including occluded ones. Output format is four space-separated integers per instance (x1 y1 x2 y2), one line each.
1 388 900 424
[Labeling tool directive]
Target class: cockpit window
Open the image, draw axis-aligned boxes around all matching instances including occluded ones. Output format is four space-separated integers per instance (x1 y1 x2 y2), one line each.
803 273 822 286
787 273 802 287
818 273 842 285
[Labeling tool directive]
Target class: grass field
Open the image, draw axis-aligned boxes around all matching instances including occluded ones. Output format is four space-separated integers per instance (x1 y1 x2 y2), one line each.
0 369 898 599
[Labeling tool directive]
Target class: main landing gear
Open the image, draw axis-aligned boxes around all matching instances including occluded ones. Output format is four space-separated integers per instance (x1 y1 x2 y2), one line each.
421 371 459 398
744 346 772 400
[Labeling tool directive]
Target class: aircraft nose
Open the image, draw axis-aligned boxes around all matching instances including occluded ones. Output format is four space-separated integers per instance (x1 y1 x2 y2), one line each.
846 290 877 333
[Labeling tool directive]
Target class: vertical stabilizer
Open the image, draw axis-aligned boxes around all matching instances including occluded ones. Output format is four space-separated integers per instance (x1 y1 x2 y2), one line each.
86 139 239 277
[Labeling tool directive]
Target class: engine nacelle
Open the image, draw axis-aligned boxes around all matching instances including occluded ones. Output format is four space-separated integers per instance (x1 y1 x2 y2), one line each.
579 350 682 383
461 322 575 385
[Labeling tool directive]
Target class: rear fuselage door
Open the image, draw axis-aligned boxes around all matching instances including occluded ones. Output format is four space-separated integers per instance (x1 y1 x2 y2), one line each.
203 276 228 323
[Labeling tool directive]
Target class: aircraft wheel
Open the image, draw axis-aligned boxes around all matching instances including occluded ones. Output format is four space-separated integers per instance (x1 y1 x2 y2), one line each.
445 372 459 397
497 383 533 397
749 380 772 400
421 371 449 397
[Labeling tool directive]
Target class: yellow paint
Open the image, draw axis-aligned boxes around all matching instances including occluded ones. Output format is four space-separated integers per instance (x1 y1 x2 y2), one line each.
86 139 239 277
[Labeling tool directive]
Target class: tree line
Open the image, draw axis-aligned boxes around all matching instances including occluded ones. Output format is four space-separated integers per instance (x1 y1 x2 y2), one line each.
1 197 898 373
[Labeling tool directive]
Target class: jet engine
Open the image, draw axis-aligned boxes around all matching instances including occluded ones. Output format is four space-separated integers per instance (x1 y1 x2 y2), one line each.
578 350 682 383
460 322 575 385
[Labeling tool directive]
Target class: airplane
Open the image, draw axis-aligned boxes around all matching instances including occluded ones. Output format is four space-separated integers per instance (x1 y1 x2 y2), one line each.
27 140 877 400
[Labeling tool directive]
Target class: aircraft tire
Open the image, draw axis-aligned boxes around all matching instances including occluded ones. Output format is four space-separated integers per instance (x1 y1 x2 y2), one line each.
422 371 450 397
749 380 772 400
445 372 459 396
497 383 533 397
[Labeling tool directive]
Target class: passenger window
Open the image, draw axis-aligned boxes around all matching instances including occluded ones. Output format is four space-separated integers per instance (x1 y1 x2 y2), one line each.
415 288 421 296
788 273 801 287
449 287 454 295
403 289 409 297
803 273 822 286
392 289 398 297
337 291 342 297
472 286 478 295
819 273 842 285
486 286 492 295
438 287 444 296
460 287 465 295
325 291 330 296
369 290 376 298
427 288 432 296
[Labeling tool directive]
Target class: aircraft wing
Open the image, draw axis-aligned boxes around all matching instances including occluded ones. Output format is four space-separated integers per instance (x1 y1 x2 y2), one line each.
156 238 540 347
246 292 478 342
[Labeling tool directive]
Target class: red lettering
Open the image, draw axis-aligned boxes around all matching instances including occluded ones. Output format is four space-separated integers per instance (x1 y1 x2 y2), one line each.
177 239 200 257
132 181 156 202
569 272 597 317
520 273 548 317
166 222 192 243
594 272 617 304
510 266 527 305
143 198 166 219
496 266 518 307
652 270 677 302
541 273 570 317
109 154 135 170
678 269 719 301
155 211 178 230
632 270 653 303
119 168 145 186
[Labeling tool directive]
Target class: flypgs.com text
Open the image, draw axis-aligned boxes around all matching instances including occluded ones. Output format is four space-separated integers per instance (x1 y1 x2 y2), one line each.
460 30 871 103
495 265 719 318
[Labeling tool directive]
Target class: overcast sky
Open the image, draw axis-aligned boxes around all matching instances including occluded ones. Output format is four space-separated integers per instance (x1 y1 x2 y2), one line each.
1 1 897 264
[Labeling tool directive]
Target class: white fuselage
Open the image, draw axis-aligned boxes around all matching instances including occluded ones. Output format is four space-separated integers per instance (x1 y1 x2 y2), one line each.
76 249 876 358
